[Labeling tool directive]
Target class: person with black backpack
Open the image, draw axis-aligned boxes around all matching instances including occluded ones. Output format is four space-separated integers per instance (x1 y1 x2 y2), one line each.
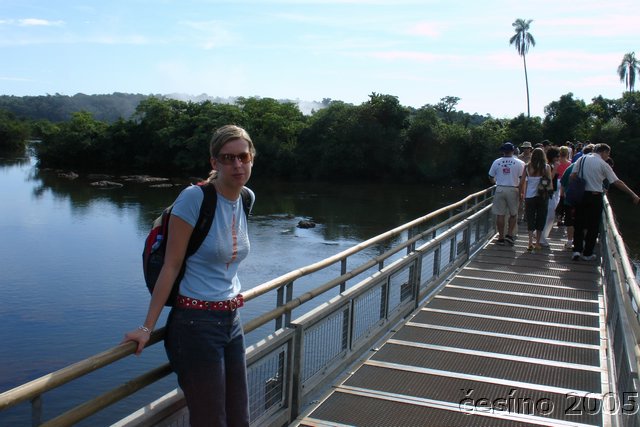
123 124 256 426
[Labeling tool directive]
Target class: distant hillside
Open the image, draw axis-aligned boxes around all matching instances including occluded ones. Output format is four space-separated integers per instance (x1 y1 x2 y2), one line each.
0 92 326 123
0 93 150 123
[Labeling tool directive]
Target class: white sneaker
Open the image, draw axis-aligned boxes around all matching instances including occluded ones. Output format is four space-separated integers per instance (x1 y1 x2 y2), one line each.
564 241 573 249
581 254 597 261
572 252 581 261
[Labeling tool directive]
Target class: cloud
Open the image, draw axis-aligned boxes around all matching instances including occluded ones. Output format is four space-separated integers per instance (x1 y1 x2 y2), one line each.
0 76 32 82
531 50 622 72
572 74 621 89
404 21 444 38
273 12 332 25
179 20 237 49
18 18 65 27
90 35 151 45
479 49 625 74
225 0 436 4
541 14 639 38
367 50 454 62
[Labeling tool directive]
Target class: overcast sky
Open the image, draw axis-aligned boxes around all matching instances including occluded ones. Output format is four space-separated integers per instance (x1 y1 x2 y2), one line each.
1 0 638 118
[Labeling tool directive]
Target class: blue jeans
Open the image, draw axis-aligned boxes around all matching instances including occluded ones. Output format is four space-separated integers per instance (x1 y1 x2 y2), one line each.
164 308 249 427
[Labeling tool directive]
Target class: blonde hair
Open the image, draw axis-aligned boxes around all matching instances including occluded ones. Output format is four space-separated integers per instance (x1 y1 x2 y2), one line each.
206 125 256 182
559 146 570 158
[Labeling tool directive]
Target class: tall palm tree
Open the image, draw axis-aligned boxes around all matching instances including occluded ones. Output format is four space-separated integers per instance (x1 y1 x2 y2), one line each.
510 19 536 117
618 52 639 92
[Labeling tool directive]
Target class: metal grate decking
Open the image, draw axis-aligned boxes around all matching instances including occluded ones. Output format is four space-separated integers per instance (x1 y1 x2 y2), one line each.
296 225 607 427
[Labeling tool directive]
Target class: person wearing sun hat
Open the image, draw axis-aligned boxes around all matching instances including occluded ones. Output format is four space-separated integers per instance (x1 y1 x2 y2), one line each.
518 141 533 164
488 142 526 245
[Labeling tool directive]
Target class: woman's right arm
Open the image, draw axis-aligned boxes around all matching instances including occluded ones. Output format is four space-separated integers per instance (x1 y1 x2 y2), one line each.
122 215 193 355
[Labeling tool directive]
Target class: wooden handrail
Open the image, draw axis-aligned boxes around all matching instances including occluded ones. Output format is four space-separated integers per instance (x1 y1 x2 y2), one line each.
0 330 163 410
40 364 173 427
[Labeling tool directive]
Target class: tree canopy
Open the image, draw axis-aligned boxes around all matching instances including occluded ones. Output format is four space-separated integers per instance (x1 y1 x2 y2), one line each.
1 91 639 188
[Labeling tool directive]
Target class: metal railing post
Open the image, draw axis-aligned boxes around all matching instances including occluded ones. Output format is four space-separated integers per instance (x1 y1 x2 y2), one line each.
275 287 284 330
31 395 42 427
413 257 423 310
407 227 415 255
339 259 347 293
433 245 441 277
285 282 294 327
276 281 295 329
289 324 304 422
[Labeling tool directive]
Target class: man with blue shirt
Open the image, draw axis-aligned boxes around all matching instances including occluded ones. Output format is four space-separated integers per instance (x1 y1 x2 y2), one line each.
488 142 526 245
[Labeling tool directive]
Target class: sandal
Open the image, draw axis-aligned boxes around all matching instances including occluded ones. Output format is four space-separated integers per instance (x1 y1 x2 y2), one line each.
527 245 534 252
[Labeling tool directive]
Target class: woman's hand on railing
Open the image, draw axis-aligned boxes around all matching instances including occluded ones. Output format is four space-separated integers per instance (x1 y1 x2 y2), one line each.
121 326 151 356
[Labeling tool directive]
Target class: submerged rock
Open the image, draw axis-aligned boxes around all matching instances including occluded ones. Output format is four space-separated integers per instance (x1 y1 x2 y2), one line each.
121 175 170 184
90 180 124 189
297 220 316 229
57 171 79 180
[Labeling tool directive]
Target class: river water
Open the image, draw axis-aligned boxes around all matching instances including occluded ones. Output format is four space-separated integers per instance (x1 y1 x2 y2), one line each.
1 152 638 426
0 153 481 426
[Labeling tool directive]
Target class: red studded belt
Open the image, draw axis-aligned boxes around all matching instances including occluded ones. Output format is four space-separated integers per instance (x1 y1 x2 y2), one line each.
176 294 244 311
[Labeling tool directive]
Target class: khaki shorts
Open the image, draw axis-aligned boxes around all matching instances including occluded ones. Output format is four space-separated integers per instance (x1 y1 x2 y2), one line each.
492 186 520 216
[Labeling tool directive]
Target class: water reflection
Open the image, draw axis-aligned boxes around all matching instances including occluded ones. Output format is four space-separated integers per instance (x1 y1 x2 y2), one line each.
0 153 30 166
20 158 479 244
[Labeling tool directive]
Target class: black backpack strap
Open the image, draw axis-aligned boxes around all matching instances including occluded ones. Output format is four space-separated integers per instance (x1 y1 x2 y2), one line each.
186 185 251 259
185 182 217 257
240 187 254 218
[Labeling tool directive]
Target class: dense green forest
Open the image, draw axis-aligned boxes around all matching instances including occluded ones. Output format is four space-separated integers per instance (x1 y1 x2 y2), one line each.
1 92 639 187
0 93 149 123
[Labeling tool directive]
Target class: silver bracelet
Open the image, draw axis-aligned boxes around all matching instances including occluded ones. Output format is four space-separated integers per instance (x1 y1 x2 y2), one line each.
138 325 151 334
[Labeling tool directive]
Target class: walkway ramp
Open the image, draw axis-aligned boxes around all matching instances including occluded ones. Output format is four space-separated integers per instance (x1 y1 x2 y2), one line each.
297 227 606 427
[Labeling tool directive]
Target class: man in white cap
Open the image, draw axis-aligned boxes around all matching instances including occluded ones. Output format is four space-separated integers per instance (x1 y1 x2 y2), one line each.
488 142 526 245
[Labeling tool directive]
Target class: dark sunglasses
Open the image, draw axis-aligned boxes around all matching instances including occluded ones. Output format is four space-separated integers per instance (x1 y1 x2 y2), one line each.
216 152 253 165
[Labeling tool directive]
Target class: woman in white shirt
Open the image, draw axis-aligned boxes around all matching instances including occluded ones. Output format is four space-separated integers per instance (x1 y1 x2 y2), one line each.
522 148 552 251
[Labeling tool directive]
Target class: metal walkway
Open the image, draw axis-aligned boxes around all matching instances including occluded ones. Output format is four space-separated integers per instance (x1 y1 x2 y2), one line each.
297 226 607 427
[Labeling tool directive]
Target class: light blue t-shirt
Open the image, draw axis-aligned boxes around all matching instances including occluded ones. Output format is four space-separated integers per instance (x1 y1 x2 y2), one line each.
171 184 254 301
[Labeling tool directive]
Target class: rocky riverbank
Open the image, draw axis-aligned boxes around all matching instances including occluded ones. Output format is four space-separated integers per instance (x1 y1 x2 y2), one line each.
54 170 200 189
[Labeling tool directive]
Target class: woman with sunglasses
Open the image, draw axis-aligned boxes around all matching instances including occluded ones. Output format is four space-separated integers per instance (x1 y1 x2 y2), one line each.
123 124 256 426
